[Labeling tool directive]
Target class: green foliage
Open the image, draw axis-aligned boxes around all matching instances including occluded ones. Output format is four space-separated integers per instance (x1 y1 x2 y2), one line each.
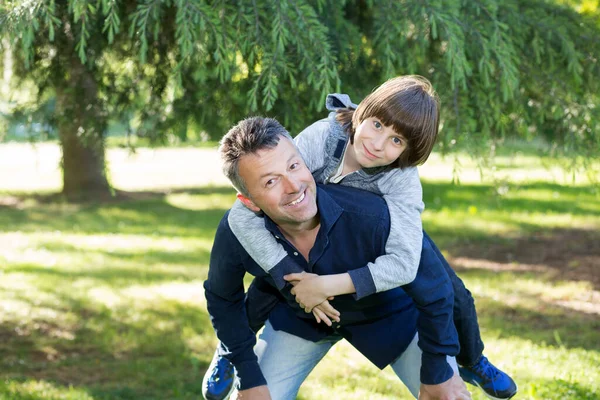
0 0 599 166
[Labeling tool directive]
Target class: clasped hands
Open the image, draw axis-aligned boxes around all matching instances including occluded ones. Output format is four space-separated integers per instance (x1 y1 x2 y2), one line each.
283 272 341 326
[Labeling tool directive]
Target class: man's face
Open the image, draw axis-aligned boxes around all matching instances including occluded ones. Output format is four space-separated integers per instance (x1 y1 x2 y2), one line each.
237 137 318 227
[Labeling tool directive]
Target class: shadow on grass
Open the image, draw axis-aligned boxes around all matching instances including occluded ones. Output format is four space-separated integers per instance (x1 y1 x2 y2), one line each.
6 259 209 288
0 185 236 206
445 227 600 291
0 289 215 399
455 268 600 353
0 187 235 397
0 196 231 239
33 241 212 268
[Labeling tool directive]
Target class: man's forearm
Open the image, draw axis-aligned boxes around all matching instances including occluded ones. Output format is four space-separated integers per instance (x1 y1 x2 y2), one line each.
236 385 272 400
205 217 268 389
205 285 267 389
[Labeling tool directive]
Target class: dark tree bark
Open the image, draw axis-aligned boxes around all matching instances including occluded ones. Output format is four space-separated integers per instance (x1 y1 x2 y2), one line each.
54 24 110 201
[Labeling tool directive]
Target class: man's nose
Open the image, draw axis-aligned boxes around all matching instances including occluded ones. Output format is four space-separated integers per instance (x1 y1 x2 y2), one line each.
283 176 302 193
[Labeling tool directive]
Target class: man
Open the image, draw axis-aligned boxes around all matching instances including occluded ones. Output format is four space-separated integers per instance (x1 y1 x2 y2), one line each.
204 117 471 399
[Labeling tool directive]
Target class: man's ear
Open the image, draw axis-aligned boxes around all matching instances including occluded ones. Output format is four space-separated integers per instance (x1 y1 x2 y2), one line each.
237 193 261 213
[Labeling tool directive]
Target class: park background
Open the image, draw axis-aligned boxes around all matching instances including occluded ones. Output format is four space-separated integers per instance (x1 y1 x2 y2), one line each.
0 1 599 399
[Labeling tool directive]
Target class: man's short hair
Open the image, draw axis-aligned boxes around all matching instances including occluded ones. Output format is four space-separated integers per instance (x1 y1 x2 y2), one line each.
219 117 293 197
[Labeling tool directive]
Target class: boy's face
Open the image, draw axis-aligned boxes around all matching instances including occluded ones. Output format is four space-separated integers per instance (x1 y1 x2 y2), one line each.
236 137 318 228
352 117 408 168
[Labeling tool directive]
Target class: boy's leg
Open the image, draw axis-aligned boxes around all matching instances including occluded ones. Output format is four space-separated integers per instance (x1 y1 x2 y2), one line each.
423 231 483 366
423 231 517 399
203 278 282 400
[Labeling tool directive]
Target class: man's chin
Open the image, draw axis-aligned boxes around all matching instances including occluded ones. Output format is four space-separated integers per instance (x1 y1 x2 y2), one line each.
284 204 318 224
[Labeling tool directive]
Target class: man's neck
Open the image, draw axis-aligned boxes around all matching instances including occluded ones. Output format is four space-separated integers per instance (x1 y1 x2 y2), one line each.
277 216 320 262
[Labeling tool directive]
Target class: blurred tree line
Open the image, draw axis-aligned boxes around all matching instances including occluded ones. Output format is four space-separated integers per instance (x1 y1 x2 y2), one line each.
1 0 599 200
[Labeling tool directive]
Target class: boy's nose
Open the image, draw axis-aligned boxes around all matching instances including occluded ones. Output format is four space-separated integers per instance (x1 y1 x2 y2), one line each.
372 135 386 150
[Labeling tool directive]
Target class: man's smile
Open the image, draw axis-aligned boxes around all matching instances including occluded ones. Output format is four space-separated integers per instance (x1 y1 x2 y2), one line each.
284 190 306 207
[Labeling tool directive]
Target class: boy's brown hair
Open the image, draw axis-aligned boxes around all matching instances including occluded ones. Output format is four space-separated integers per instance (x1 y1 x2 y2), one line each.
336 75 440 168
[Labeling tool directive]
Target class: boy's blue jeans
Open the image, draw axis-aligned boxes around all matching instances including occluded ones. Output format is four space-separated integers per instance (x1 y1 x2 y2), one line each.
245 231 485 368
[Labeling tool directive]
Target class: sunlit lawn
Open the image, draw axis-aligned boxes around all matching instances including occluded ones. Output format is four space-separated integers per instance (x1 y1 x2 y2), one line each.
0 143 598 399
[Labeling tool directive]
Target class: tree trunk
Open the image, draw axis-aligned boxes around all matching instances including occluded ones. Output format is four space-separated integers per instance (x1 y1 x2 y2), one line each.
56 55 110 201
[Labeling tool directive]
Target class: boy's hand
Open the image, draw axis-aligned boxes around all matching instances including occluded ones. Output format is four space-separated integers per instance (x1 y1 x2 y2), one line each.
284 272 331 311
312 300 340 325
284 272 341 323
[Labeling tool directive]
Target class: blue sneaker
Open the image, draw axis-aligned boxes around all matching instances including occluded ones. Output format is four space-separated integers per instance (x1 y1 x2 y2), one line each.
459 356 517 400
202 351 236 400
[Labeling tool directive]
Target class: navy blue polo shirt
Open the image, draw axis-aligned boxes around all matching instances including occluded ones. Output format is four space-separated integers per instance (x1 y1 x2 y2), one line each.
204 184 456 390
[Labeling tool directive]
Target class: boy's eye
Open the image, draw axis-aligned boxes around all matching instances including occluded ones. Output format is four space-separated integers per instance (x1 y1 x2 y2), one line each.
373 120 382 129
392 137 403 145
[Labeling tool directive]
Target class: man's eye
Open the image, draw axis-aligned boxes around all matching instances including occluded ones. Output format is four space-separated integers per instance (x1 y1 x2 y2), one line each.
290 162 299 170
265 179 275 187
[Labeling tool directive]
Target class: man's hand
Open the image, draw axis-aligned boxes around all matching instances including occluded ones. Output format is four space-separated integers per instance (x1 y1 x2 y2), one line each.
418 373 471 400
284 272 332 311
234 385 272 400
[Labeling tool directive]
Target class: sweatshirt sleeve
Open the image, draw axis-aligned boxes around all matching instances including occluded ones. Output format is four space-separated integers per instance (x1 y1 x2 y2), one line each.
347 167 424 299
294 118 330 174
228 200 305 289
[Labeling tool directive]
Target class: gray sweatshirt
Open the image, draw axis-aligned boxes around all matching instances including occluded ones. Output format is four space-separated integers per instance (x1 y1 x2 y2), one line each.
228 94 424 299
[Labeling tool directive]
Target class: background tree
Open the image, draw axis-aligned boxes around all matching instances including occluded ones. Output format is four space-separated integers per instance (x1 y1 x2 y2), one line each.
1 0 598 200
0 0 339 200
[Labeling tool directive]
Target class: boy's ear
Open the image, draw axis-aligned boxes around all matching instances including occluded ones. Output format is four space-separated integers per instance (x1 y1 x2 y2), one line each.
237 193 261 213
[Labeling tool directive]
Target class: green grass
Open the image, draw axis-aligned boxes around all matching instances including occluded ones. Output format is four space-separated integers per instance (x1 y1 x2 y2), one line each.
0 144 599 399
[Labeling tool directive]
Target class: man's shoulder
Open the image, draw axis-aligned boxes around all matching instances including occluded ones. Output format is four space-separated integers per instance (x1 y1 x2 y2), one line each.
214 210 245 250
217 209 233 232
319 184 388 219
